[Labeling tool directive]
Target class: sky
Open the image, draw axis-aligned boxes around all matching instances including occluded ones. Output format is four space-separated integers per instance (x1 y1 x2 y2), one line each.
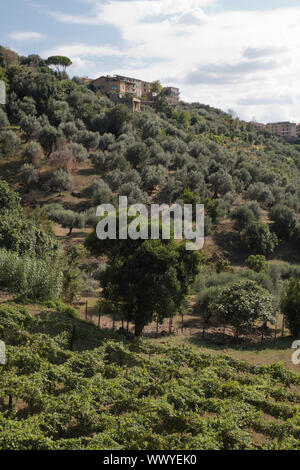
1 0 300 123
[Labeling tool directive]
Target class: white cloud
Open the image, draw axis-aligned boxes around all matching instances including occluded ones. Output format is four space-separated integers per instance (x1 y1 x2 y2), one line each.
8 31 45 41
174 8 208 25
45 2 300 122
43 44 124 59
48 0 215 25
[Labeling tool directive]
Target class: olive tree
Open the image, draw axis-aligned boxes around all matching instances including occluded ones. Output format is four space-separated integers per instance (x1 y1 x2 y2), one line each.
242 221 278 256
211 280 275 338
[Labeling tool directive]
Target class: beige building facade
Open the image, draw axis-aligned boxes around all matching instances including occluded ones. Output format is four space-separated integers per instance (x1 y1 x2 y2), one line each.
163 86 180 106
91 75 151 98
266 121 297 138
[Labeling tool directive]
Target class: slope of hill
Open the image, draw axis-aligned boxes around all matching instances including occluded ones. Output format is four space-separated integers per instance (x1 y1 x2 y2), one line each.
1 48 300 451
1 303 300 451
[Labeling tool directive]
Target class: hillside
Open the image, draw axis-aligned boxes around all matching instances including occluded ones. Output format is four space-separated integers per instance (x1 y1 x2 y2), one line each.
1 47 300 451
1 303 300 451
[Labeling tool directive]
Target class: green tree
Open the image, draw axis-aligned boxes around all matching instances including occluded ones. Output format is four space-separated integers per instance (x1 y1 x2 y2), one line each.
46 56 72 73
270 204 297 241
48 169 73 194
106 104 131 136
100 239 200 336
281 279 300 337
18 164 39 190
0 130 21 156
0 178 21 213
242 221 278 256
246 255 269 273
230 206 254 233
150 80 163 95
211 280 275 337
126 142 149 168
38 125 60 156
209 170 233 197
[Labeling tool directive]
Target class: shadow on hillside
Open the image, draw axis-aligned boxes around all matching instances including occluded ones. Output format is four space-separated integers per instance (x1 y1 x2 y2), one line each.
78 167 97 177
187 332 294 353
31 311 125 352
213 231 247 263
0 158 22 181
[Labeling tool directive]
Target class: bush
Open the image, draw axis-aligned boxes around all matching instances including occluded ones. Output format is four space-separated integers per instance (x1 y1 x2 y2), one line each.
242 221 278 256
246 255 269 273
19 115 41 140
211 280 275 335
49 169 73 193
91 179 113 206
76 130 100 151
246 183 275 208
38 125 61 156
0 108 9 127
69 142 89 163
270 204 297 241
19 164 39 188
126 143 149 168
0 177 21 212
21 141 43 164
230 206 254 232
0 130 20 156
0 247 63 301
281 279 300 336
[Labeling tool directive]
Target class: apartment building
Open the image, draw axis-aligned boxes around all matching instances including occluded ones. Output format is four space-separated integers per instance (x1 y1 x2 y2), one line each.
109 94 141 112
91 75 126 94
163 86 180 106
252 122 265 131
91 75 151 98
266 121 297 138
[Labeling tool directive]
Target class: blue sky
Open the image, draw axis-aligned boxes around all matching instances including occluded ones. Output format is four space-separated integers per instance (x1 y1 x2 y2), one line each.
1 0 300 123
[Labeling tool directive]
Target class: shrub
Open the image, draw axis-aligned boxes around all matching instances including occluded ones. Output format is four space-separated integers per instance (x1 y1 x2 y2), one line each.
246 255 269 273
281 279 300 336
0 247 63 301
0 130 21 156
242 221 278 256
91 179 113 206
69 142 89 163
19 115 41 140
99 133 115 150
270 204 297 241
19 164 39 188
48 169 73 193
230 206 254 232
21 141 43 164
76 130 100 151
211 280 275 335
0 108 9 127
126 143 149 168
38 125 61 156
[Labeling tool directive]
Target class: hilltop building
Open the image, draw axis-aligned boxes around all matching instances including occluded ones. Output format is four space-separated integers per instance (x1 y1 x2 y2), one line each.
266 121 297 138
109 94 141 112
163 86 180 106
252 122 265 131
91 75 151 99
90 74 180 111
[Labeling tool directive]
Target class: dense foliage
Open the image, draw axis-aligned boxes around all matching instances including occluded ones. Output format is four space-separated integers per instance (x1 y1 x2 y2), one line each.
1 304 300 451
1 47 300 451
